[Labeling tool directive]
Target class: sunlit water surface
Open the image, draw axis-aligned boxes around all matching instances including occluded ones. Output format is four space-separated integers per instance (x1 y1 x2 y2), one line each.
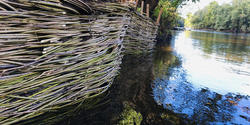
153 30 250 124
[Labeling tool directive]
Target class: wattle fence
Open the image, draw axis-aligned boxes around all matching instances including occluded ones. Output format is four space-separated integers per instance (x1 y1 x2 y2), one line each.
0 1 158 124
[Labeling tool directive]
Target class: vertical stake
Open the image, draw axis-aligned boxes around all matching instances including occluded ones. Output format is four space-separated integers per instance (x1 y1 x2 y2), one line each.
156 7 163 25
135 0 139 8
146 4 149 18
141 1 144 15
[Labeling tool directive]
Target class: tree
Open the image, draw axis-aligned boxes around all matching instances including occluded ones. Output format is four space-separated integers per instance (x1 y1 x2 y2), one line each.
153 0 199 41
185 12 193 28
190 0 250 33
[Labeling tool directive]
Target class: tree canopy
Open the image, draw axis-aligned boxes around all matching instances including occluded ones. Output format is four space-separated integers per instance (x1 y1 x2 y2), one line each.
188 0 250 33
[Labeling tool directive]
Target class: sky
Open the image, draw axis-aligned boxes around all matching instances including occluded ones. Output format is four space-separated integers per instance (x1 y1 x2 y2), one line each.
178 0 233 18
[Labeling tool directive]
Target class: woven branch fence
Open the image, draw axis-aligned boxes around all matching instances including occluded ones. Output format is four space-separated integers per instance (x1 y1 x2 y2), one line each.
123 11 158 55
0 0 158 124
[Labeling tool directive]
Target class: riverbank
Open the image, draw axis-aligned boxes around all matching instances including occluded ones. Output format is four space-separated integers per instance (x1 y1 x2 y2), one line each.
189 28 250 33
182 28 250 35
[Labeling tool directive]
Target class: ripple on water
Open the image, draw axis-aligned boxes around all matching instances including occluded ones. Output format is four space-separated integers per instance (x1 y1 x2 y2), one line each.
153 30 250 124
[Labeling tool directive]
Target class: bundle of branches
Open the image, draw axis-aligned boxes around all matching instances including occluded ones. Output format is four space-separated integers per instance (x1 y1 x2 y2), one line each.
0 0 158 124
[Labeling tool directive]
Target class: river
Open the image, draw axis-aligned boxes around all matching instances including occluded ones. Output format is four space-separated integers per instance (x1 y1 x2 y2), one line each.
153 30 250 124
61 30 250 125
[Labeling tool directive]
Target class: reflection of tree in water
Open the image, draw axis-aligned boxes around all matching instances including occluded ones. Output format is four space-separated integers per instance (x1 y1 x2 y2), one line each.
153 46 250 124
111 55 186 125
153 43 181 80
187 31 250 64
60 54 189 125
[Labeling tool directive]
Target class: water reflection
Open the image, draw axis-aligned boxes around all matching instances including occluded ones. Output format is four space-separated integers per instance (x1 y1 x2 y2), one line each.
61 55 187 125
174 31 250 95
153 30 250 124
187 31 250 65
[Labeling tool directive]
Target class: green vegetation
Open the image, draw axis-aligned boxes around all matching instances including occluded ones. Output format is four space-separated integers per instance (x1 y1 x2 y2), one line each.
119 102 143 125
153 0 179 36
185 12 193 28
152 0 198 40
188 0 250 33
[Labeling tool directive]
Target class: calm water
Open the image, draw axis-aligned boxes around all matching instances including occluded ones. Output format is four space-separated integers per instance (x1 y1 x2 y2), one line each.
153 30 250 124
62 30 250 125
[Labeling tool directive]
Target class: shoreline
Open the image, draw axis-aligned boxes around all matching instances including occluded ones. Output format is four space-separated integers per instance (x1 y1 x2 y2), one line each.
172 28 250 35
188 28 250 34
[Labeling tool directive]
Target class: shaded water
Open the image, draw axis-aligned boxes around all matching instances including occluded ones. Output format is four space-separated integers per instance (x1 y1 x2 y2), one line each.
62 30 250 125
